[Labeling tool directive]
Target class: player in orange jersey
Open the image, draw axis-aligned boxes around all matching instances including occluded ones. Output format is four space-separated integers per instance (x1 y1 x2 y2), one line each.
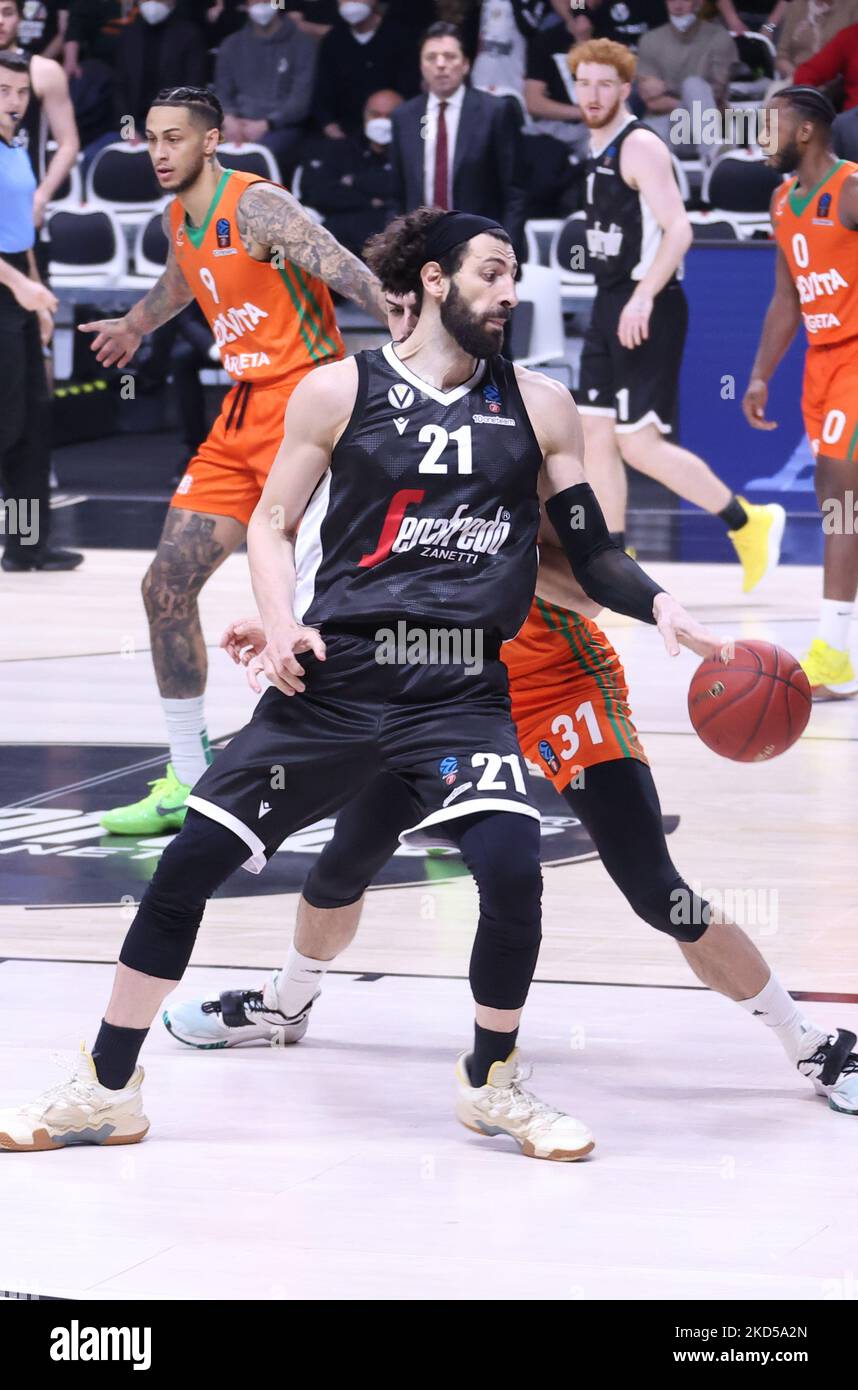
80 87 388 834
745 86 858 700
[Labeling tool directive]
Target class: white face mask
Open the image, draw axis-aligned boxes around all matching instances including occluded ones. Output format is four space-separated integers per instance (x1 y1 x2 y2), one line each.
669 12 697 32
249 2 278 25
139 1 171 24
365 116 392 145
340 2 372 25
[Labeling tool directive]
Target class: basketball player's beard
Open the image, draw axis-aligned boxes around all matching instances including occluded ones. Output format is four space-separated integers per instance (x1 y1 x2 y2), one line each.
171 151 209 196
770 138 801 174
582 94 623 130
440 280 508 359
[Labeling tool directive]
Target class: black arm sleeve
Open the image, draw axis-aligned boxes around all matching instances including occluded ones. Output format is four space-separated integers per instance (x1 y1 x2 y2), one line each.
544 483 666 625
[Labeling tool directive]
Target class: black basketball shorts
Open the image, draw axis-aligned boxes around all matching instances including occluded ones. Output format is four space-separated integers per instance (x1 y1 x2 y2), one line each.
577 279 688 436
186 628 540 872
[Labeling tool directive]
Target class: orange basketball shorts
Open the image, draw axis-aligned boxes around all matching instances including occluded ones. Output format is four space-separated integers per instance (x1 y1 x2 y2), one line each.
503 597 648 792
802 340 858 463
170 375 302 526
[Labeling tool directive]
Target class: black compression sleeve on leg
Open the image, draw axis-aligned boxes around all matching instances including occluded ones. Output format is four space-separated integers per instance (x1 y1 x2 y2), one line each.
544 483 666 624
120 809 251 979
303 773 421 908
563 759 711 943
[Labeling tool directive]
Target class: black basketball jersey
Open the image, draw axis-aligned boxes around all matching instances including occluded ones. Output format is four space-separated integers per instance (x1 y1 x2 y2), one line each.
584 116 678 289
295 344 543 642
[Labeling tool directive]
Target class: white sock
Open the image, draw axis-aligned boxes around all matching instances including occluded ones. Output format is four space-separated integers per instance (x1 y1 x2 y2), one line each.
818 598 854 653
738 973 828 1064
273 945 332 1017
161 696 211 787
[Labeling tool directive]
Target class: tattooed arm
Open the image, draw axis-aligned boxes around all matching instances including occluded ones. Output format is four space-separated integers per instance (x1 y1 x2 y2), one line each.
78 204 194 368
236 182 387 324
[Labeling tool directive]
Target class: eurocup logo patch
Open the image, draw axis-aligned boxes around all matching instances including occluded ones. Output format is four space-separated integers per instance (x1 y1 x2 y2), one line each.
439 756 458 785
538 740 561 775
216 217 231 249
483 382 502 414
817 193 832 219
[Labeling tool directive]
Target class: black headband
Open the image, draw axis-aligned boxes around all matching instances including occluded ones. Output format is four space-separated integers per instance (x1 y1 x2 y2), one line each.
422 211 507 265
777 86 836 127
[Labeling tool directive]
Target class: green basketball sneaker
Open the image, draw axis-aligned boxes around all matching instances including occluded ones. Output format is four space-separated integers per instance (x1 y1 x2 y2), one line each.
100 763 191 835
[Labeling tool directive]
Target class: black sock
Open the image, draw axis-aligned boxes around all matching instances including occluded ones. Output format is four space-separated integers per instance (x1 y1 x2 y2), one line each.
468 1023 519 1087
609 530 626 550
718 495 748 531
92 1020 149 1090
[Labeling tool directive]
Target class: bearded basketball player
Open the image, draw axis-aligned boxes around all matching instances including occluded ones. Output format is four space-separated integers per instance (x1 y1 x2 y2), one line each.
164 273 858 1121
568 39 785 590
745 86 858 700
0 210 725 1159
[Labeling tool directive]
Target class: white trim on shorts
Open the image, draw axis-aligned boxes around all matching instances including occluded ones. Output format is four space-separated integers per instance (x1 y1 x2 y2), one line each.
576 405 616 418
185 794 268 875
614 409 671 436
399 798 541 850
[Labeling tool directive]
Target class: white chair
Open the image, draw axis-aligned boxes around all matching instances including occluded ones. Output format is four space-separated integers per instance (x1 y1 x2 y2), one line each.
132 208 170 279
525 218 562 266
46 204 128 286
84 143 163 224
217 142 281 182
45 158 83 213
687 210 744 240
549 212 597 300
513 263 570 378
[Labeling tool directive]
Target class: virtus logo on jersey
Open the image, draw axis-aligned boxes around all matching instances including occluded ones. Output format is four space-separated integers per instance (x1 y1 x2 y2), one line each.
358 489 512 568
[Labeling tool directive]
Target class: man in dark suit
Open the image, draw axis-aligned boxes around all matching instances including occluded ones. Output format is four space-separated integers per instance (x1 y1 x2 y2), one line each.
390 21 528 260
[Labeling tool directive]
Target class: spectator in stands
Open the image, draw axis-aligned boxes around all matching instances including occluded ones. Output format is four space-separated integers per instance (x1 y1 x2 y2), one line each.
776 2 858 81
832 102 858 159
115 0 207 130
471 0 529 96
390 21 528 258
525 0 597 158
287 0 338 39
176 0 244 46
794 20 858 109
214 4 317 177
64 0 136 77
301 88 401 255
15 1 67 58
707 0 785 39
636 0 737 154
590 0 667 51
312 0 418 139
63 1 135 149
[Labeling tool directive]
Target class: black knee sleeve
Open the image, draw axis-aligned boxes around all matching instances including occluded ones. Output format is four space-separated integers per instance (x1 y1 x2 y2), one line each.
302 773 420 909
562 760 711 943
627 873 712 944
446 813 543 1011
119 810 250 978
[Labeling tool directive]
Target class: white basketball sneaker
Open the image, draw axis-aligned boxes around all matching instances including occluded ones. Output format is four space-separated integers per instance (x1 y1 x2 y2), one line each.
797 1027 858 1115
0 1049 149 1152
163 972 318 1049
455 1050 595 1161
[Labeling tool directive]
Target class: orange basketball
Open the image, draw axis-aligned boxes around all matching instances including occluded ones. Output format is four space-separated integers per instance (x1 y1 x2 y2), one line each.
688 640 811 762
